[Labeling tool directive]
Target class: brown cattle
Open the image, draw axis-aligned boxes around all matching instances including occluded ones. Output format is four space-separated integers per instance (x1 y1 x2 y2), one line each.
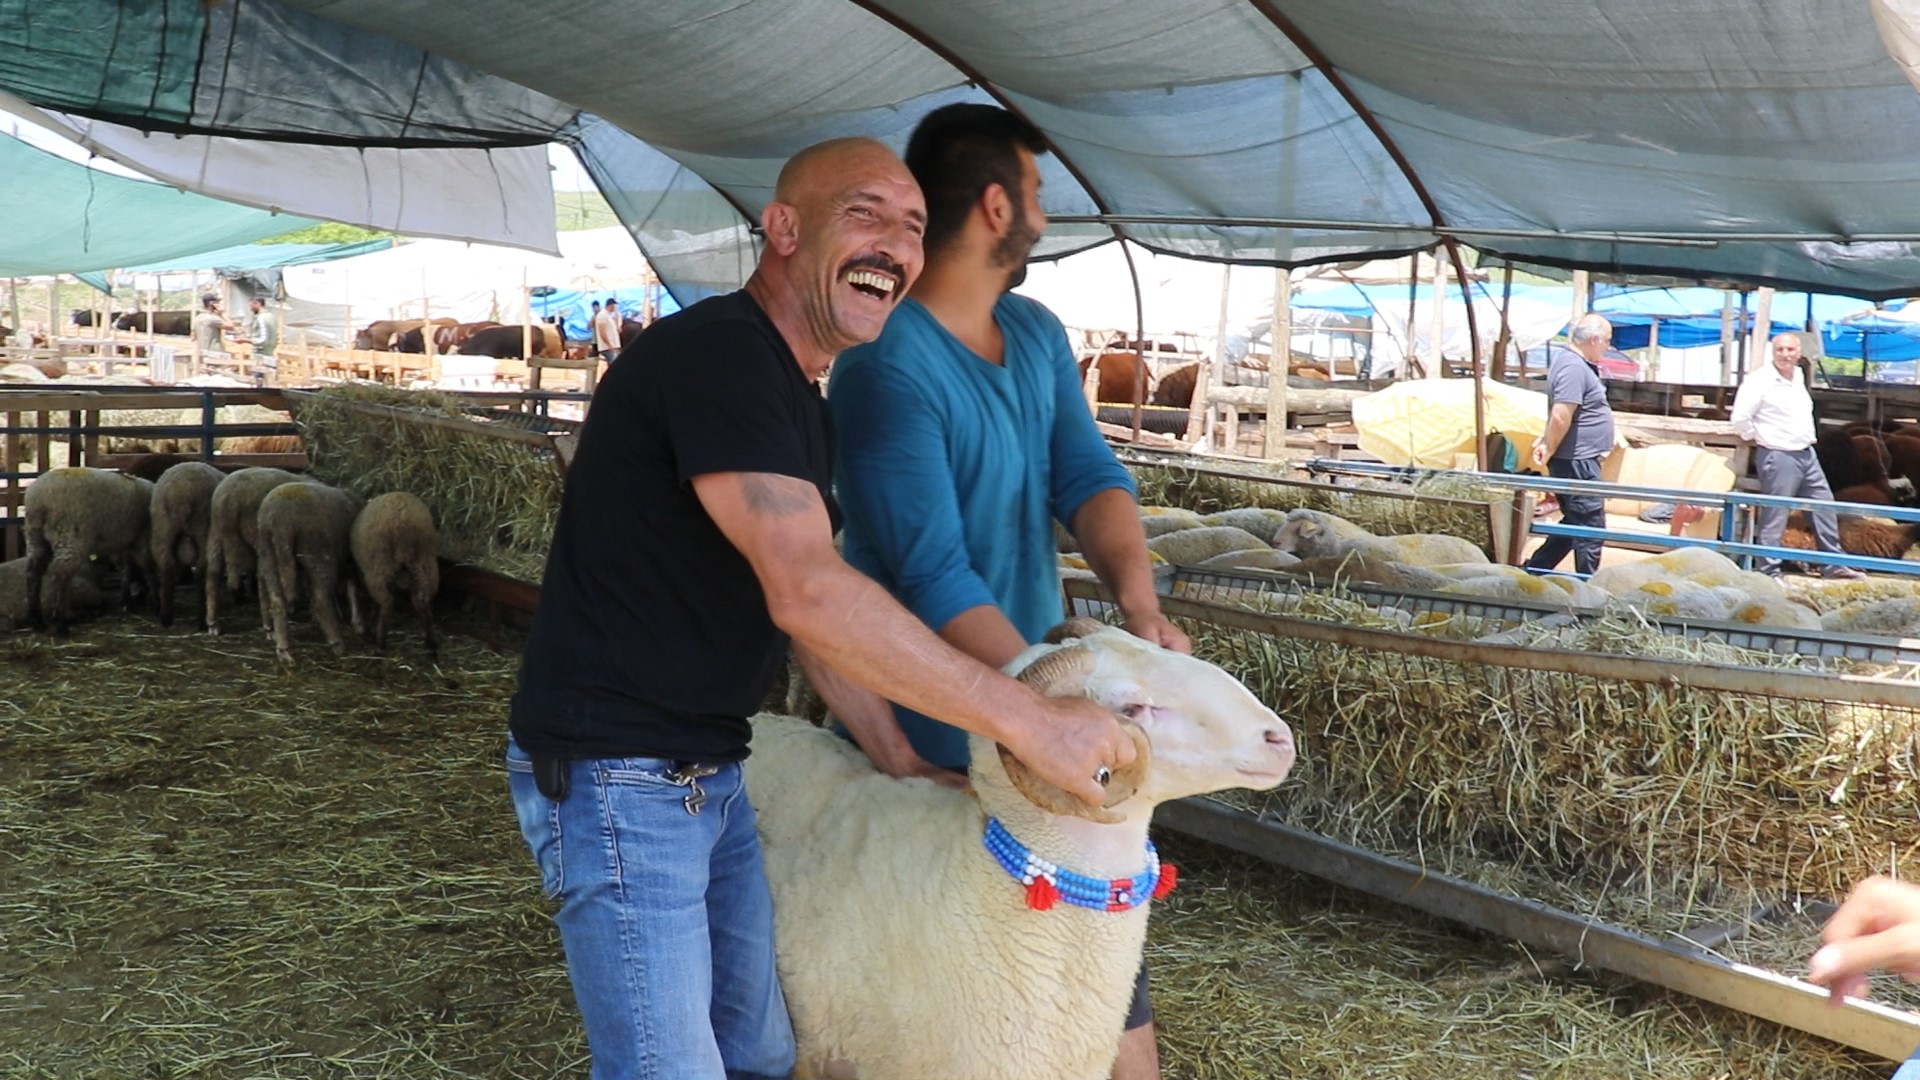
432 321 502 352
354 317 457 351
456 323 565 360
1151 363 1200 409
1076 352 1152 405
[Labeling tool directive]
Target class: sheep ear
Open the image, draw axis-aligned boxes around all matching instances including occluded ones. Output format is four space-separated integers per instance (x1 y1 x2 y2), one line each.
996 721 1151 824
1301 520 1322 538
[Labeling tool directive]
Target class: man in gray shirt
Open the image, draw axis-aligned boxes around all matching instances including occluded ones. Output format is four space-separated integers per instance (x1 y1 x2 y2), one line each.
1523 313 1617 575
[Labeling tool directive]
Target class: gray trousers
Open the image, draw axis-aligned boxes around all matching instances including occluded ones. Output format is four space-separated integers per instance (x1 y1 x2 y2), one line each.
1754 445 1839 573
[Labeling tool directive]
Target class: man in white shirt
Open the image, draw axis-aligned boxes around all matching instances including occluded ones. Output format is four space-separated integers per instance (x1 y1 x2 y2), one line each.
593 297 622 364
1729 333 1863 579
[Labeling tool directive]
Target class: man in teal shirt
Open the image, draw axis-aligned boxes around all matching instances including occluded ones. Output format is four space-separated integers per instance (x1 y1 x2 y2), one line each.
823 103 1185 1080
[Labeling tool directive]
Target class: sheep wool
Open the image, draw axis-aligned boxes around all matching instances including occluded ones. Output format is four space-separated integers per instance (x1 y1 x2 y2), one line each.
1198 507 1293 544
0 556 103 630
1144 525 1270 566
1821 597 1920 637
204 467 311 634
1273 517 1488 567
24 466 155 635
1195 548 1301 573
257 482 363 663
149 461 224 628
348 492 441 658
744 626 1294 1080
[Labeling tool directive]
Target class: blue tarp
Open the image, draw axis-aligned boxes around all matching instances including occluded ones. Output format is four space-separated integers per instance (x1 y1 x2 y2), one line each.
533 286 681 341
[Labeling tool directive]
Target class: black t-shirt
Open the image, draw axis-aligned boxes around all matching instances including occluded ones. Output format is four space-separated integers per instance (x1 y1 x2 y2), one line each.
509 291 835 762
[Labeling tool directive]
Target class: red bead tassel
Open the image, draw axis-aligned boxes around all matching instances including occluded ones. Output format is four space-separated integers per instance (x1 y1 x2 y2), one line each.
1151 863 1178 899
1025 876 1059 911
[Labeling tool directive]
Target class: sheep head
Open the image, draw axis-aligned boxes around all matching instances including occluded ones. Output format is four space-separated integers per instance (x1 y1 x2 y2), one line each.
985 624 1295 825
1271 517 1320 555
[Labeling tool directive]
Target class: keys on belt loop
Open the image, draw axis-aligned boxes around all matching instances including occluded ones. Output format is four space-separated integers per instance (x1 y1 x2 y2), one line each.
666 762 721 816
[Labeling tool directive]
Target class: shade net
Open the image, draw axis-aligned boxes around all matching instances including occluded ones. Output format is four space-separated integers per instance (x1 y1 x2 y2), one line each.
12 0 1920 299
0 133 319 277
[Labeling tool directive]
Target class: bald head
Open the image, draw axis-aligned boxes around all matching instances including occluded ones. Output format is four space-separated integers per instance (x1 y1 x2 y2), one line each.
747 137 927 376
774 137 900 206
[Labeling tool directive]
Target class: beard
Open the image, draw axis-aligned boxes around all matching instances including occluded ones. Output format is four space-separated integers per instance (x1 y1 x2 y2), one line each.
992 202 1041 292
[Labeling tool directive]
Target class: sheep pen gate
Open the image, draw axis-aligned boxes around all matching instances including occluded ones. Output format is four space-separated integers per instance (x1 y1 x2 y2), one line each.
0 386 305 561
1064 577 1920 1061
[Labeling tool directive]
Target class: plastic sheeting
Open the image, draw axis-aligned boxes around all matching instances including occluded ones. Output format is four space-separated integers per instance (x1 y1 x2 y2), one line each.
0 130 318 276
5 99 560 254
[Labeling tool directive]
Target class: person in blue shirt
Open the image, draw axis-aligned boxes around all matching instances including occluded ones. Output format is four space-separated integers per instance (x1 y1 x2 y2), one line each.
824 103 1186 1080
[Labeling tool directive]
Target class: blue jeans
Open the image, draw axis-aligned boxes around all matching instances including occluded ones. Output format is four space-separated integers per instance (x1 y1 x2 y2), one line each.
506 739 794 1080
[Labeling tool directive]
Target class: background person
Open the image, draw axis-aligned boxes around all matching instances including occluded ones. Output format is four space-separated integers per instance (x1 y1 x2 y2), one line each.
1522 313 1617 576
1730 332 1864 580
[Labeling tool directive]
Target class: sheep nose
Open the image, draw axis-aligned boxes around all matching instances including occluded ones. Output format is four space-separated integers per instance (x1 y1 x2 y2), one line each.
1263 728 1290 746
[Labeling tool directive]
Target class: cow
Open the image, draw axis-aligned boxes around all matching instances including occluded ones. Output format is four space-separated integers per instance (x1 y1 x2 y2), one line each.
353 318 456 352
456 323 565 360
1076 351 1152 405
113 311 192 336
1151 362 1200 410
432 321 502 352
70 310 130 329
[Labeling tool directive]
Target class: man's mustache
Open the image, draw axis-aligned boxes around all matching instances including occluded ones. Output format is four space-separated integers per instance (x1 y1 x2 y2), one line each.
839 254 908 285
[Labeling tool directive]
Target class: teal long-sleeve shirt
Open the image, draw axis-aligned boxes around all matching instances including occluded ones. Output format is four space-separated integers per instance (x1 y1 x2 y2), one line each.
828 294 1135 768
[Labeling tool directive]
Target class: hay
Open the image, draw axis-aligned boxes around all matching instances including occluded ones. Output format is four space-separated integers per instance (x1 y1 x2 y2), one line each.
1177 606 1920 920
0 613 1891 1078
1150 837 1883 1080
1132 463 1495 554
289 384 562 582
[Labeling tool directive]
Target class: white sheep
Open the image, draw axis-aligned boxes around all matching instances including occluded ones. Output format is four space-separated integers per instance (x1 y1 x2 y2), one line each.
1436 572 1608 609
1273 515 1488 567
744 622 1295 1080
203 467 310 634
1195 547 1301 573
1144 524 1270 566
346 492 441 658
1198 507 1294 543
1822 597 1920 637
24 466 155 636
257 481 363 663
149 461 224 628
1137 513 1205 540
0 556 103 630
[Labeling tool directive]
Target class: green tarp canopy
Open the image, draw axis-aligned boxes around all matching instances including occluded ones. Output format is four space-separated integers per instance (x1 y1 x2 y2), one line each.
0 131 319 278
69 238 396 293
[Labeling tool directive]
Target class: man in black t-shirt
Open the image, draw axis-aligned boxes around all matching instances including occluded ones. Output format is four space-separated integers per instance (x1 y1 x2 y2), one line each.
505 137 1138 1079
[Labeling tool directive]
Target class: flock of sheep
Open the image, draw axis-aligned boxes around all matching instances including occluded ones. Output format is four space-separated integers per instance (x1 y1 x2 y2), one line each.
1060 502 1920 636
13 463 440 663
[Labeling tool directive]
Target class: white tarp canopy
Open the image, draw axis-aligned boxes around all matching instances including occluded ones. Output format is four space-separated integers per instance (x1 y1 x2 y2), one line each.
0 93 559 255
280 227 648 341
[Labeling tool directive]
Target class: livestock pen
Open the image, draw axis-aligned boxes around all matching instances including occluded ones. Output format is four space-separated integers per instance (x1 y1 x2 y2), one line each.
4 383 1915 1077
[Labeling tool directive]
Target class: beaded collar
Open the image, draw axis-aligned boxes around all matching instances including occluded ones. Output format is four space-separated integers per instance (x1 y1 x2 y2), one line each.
982 816 1178 913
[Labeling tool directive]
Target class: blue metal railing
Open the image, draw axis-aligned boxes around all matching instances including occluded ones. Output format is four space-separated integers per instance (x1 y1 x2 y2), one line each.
1304 458 1920 577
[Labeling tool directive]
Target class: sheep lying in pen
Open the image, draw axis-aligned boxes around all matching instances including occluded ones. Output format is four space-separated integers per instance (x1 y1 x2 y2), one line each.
24 466 155 636
1143 524 1270 566
1273 512 1488 567
257 481 363 664
0 556 103 630
745 621 1295 1080
346 492 441 658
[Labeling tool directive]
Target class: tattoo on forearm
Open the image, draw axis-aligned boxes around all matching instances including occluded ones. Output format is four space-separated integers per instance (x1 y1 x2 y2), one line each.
741 473 816 517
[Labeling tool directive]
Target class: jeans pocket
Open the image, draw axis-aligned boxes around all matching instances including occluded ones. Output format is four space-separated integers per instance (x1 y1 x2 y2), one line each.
506 758 566 899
